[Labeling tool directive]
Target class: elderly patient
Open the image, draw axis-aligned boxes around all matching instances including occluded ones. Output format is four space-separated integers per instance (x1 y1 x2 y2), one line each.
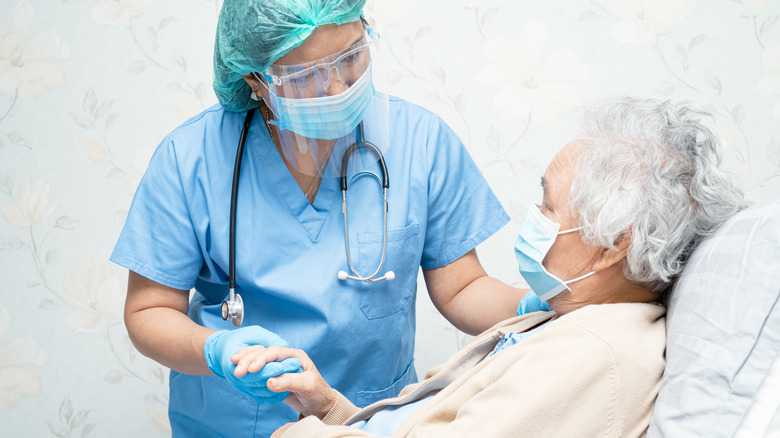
233 97 746 437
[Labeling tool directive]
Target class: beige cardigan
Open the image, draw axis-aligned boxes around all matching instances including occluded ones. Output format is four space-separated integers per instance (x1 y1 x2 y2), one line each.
281 303 666 438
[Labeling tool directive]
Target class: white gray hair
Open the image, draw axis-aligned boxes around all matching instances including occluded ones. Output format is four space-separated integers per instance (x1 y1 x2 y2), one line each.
569 97 747 293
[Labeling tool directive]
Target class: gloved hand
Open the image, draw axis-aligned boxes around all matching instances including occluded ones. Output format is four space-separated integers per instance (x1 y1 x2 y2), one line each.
516 290 553 316
204 326 303 404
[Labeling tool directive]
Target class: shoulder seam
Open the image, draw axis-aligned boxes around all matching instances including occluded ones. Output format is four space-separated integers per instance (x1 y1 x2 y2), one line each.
176 105 224 130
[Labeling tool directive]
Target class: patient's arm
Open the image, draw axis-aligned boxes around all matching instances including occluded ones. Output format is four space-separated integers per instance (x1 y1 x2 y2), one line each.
232 345 352 419
270 322 630 437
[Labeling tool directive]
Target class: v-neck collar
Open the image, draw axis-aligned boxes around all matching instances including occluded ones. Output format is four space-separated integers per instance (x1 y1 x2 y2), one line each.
254 125 340 243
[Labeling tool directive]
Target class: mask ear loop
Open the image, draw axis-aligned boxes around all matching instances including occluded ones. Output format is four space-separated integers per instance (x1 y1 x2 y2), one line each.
250 72 281 119
563 270 597 285
555 225 596 284
547 224 595 295
252 72 313 155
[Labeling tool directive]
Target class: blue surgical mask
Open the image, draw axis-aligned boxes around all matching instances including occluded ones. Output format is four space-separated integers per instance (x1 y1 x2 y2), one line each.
514 204 596 304
259 64 375 140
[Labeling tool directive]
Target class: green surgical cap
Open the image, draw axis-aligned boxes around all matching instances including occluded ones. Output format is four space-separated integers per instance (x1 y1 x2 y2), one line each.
213 0 366 112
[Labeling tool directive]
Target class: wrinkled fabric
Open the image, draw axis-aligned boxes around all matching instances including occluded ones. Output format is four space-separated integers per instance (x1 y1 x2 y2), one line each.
283 305 665 438
648 201 780 438
213 0 366 112
350 321 552 435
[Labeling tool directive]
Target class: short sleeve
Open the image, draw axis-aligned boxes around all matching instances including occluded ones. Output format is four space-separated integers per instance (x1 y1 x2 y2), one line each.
420 117 509 270
110 135 203 290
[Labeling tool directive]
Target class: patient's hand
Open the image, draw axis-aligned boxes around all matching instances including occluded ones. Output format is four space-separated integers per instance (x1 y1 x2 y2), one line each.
232 345 338 419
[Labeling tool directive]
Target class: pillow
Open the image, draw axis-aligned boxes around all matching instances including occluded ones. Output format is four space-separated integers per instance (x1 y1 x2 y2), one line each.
733 349 780 437
647 200 780 437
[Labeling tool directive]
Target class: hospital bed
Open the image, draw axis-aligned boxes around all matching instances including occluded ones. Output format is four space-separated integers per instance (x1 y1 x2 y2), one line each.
648 200 780 437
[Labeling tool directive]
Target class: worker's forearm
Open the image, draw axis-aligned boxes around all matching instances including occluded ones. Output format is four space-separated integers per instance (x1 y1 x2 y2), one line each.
438 277 524 336
126 307 216 376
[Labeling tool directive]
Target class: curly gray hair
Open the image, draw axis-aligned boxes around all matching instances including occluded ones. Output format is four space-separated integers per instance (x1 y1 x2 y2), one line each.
568 97 747 293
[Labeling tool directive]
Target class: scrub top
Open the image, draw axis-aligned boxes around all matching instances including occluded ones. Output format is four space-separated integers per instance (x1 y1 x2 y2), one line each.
110 94 509 438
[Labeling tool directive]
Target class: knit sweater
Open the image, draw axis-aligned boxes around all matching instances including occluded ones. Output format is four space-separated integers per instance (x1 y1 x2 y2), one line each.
280 303 666 438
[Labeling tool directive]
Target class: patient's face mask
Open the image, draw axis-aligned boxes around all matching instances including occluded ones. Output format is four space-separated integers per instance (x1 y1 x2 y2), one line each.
514 204 596 302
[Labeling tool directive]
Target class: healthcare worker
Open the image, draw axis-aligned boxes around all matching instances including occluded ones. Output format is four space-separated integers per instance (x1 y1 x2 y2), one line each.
111 1 524 437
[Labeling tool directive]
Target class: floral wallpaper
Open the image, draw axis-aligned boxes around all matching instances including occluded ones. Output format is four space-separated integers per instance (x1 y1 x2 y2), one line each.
1 0 778 436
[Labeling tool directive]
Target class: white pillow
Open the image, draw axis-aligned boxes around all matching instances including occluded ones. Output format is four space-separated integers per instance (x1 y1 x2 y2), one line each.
648 200 780 437
734 349 780 437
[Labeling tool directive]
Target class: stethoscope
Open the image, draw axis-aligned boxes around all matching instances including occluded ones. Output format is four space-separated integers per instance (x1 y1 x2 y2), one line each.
221 107 394 326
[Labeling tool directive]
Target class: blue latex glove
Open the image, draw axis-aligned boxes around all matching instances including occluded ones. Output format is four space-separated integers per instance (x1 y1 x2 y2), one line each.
204 326 303 404
517 290 553 316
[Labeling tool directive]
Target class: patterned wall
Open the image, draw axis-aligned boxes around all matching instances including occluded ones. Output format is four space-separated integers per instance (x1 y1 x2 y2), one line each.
1 0 778 435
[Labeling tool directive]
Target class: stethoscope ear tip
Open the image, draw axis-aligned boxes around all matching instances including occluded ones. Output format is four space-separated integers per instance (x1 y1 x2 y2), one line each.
338 270 348 280
384 271 395 281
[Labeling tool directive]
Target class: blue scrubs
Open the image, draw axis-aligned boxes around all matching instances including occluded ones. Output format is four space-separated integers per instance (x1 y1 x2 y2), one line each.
110 95 509 438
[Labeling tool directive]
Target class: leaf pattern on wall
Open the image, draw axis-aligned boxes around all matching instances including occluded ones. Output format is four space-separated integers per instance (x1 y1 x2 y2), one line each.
0 307 47 408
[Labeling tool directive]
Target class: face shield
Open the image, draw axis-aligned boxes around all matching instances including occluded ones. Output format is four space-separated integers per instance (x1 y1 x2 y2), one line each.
254 26 390 178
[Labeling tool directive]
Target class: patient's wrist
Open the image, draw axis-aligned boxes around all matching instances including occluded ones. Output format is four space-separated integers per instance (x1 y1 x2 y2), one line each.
320 390 361 425
316 388 339 419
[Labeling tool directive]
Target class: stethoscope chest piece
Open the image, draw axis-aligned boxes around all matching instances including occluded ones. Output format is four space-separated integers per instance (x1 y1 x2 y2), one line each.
221 289 244 326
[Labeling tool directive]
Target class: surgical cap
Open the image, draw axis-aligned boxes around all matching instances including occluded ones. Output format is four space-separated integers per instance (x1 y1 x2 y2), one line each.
213 0 366 112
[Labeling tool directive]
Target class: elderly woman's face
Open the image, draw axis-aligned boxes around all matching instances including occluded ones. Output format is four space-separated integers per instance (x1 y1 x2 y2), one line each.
540 142 604 285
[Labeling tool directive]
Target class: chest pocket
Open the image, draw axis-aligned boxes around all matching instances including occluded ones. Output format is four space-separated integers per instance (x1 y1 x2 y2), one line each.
357 223 420 319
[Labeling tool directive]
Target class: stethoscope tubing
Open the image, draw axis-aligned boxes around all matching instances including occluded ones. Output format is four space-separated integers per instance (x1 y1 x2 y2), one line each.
338 122 392 282
340 123 388 190
341 182 389 282
229 109 256 291
223 108 392 326
222 108 255 326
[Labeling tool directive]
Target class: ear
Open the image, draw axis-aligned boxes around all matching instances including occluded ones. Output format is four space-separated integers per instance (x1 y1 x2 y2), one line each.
243 73 269 103
243 73 260 88
592 233 630 272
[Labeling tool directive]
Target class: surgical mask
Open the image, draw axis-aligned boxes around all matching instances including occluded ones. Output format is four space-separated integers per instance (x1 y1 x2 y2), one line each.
256 62 375 141
514 204 596 302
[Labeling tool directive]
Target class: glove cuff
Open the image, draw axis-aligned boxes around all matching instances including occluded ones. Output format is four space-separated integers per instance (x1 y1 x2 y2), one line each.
203 330 229 378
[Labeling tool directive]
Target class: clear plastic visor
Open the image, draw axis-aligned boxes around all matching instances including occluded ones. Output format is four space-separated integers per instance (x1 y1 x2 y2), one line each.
263 31 376 99
251 27 389 179
258 91 390 179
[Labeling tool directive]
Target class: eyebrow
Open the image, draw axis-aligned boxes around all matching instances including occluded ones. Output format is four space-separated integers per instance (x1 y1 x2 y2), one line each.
540 176 548 197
